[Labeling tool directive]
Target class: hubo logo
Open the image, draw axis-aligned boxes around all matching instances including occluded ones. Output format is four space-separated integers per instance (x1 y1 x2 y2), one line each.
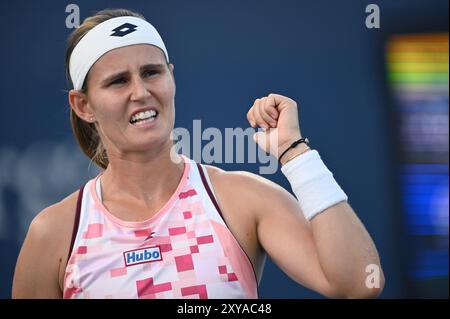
111 23 138 37
124 246 162 266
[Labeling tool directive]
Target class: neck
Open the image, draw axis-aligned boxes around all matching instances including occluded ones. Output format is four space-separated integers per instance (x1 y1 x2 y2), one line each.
100 144 185 204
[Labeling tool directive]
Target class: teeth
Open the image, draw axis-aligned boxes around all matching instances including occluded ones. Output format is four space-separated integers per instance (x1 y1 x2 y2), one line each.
134 117 156 125
130 110 157 123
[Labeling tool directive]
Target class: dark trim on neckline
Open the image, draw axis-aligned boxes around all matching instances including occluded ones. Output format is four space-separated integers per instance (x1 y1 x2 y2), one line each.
66 184 84 263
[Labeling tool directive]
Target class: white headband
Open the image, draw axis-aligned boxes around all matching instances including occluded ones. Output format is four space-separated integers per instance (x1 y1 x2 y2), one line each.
69 16 169 90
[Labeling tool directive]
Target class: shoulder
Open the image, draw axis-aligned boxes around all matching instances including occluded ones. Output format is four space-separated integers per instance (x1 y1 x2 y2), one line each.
203 164 295 215
30 189 80 240
12 189 81 298
204 164 276 188
29 189 81 269
22 189 80 270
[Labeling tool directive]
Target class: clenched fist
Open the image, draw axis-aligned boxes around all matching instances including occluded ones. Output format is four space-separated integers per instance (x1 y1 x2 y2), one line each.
247 93 303 159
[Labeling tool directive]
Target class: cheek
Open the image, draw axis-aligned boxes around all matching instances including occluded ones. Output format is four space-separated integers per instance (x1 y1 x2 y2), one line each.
161 76 176 100
90 94 125 119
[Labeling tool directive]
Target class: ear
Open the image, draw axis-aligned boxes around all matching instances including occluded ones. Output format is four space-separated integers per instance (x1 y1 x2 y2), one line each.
168 63 175 77
168 63 176 91
68 90 95 123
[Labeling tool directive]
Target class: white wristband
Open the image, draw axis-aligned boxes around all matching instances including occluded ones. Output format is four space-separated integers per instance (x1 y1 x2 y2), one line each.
281 150 348 220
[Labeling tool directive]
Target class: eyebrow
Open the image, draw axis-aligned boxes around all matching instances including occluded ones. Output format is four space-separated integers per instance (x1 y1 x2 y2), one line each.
101 63 165 85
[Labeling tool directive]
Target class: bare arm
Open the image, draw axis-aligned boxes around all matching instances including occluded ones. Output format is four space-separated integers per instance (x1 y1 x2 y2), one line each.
308 201 384 297
246 93 384 298
239 171 384 298
12 205 68 298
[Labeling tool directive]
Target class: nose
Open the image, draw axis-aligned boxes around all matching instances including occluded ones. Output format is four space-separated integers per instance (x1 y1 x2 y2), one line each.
130 77 151 102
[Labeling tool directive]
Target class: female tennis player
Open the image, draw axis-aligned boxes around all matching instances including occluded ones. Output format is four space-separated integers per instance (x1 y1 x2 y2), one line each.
12 8 384 299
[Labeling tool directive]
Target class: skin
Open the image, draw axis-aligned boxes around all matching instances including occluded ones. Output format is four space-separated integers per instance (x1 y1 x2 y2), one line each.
12 44 384 299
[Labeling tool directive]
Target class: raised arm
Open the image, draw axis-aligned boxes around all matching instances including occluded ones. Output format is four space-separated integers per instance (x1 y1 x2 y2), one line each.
246 93 384 298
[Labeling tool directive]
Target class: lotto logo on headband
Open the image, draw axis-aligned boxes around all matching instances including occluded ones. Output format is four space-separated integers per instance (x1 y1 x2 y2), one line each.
111 23 138 37
123 246 162 266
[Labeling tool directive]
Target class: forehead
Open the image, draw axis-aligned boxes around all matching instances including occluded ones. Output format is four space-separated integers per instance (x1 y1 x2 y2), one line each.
90 44 166 77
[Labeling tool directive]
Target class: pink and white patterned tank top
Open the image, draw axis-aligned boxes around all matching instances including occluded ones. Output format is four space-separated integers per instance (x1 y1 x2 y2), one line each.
63 156 258 299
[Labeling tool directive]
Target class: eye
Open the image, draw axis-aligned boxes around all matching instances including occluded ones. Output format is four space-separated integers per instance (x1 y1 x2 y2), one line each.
110 77 127 85
142 69 159 77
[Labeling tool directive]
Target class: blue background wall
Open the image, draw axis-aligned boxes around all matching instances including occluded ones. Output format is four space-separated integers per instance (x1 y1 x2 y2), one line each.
0 0 448 298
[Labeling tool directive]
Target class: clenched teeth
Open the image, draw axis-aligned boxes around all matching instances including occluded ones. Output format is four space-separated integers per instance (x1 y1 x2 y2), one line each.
130 110 157 123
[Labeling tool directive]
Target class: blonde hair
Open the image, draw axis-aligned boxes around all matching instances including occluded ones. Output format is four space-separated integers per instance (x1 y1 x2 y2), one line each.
65 9 145 169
